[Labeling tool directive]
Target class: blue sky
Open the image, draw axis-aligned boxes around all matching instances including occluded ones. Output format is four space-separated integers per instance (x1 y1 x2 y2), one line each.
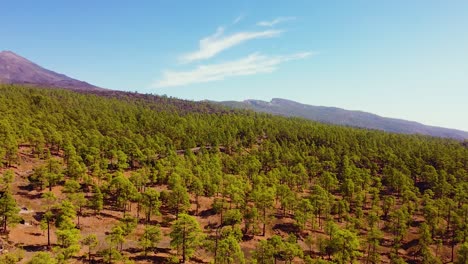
2 1 468 131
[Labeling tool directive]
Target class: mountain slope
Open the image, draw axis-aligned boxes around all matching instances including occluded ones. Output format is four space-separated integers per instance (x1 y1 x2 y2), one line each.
2 50 465 140
0 50 104 91
1 84 466 264
220 98 468 140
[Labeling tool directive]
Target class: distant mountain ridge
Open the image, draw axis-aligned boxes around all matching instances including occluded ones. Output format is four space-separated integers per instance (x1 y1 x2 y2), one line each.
2 50 466 140
220 98 468 140
0 50 104 91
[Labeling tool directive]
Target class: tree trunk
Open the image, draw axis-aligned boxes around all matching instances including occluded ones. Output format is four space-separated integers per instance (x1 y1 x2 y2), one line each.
47 220 51 247
341 241 346 264
148 202 152 224
451 228 455 263
446 206 451 234
137 202 140 220
182 224 186 263
214 228 219 264
196 195 199 215
318 208 322 228
366 243 371 264
220 205 223 225
77 208 81 227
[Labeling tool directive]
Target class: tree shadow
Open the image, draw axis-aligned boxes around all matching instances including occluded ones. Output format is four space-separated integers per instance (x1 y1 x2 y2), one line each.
160 215 174 227
207 221 221 230
242 234 254 241
402 238 419 250
98 212 122 221
199 208 216 218
22 244 47 252
124 247 142 254
18 184 34 192
272 223 301 235
17 190 42 200
33 212 44 222
130 255 168 263
27 232 43 236
191 255 209 263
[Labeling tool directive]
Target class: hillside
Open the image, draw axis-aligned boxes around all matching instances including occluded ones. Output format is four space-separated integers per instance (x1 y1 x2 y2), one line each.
0 85 467 263
220 98 468 140
2 50 466 141
0 51 104 91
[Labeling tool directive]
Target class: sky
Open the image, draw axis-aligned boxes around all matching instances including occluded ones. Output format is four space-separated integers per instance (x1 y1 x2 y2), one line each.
1 0 468 131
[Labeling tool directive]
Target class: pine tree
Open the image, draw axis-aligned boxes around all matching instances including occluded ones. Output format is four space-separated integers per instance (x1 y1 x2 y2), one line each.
170 213 205 263
141 188 161 224
0 187 20 233
215 235 245 264
168 184 190 219
54 201 81 261
90 184 104 214
0 170 20 234
82 234 98 263
252 239 275 264
27 252 58 264
139 225 162 256
252 186 275 236
456 242 468 264
366 227 383 264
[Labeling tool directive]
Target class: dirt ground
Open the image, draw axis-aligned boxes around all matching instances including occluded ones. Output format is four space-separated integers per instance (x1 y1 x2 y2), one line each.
0 147 460 263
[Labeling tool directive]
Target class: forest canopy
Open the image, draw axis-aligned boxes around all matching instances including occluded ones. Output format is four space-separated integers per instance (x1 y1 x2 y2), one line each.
0 84 467 263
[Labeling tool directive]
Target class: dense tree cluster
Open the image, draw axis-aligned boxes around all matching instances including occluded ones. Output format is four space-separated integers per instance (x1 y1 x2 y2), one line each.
0 85 467 263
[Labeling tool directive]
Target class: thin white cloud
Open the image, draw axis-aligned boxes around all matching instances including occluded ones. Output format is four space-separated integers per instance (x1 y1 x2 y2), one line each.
257 17 296 27
179 28 282 64
154 52 313 88
232 14 244 25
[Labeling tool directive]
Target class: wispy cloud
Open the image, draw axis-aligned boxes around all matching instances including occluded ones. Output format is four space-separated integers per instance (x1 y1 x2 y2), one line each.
257 17 296 27
232 14 244 25
151 16 312 88
154 52 313 88
179 27 282 64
